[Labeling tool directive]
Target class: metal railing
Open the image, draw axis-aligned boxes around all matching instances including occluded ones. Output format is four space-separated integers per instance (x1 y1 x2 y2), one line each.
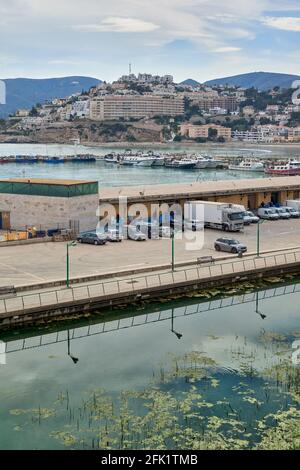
1 248 300 316
4 281 300 354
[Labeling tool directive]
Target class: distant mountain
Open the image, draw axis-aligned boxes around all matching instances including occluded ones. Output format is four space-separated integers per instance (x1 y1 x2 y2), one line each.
0 76 101 118
204 72 300 91
179 79 200 87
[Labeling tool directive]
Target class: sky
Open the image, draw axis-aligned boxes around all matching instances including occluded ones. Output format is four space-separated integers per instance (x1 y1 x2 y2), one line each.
0 0 300 82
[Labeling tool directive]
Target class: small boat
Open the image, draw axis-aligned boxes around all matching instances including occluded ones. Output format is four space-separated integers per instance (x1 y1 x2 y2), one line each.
203 155 224 169
15 155 38 164
152 155 165 167
120 156 155 167
104 153 119 163
44 156 65 164
71 155 96 163
0 157 14 164
229 159 264 172
191 155 220 169
165 158 196 169
264 159 300 176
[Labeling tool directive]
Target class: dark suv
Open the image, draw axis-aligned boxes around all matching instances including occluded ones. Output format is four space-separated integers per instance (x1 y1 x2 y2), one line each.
77 232 107 246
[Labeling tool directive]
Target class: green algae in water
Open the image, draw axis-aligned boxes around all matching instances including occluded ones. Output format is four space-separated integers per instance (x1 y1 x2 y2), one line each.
9 349 300 450
3 280 300 450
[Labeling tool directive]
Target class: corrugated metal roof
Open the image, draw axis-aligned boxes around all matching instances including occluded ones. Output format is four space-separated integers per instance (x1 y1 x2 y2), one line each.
99 176 300 201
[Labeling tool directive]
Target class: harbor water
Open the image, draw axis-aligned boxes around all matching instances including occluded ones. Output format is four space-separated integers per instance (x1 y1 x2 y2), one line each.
1 143 300 186
0 280 299 450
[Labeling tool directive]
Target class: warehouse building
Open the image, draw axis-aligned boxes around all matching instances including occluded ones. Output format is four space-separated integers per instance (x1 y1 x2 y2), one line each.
0 179 99 233
99 176 300 214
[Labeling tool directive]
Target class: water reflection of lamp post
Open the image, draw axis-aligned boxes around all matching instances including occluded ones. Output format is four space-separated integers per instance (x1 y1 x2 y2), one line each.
171 308 183 339
255 291 267 320
67 329 79 364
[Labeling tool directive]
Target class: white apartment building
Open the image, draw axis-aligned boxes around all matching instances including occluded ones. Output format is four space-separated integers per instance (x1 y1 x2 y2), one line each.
118 73 174 85
71 99 90 119
90 95 184 121
233 125 290 143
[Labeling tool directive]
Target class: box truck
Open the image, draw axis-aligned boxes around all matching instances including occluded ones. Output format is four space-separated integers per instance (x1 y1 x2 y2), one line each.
286 200 300 212
185 201 244 232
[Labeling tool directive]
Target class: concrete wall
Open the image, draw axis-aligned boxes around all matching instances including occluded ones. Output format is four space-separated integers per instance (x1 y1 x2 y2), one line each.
0 193 99 232
109 189 297 218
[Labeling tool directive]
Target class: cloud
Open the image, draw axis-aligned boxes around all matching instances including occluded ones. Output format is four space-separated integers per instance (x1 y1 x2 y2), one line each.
211 46 242 53
262 16 300 32
1 0 300 80
48 59 81 65
73 16 159 33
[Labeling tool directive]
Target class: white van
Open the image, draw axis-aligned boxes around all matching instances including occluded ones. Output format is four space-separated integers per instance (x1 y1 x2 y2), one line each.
257 208 279 220
271 207 290 219
284 206 300 218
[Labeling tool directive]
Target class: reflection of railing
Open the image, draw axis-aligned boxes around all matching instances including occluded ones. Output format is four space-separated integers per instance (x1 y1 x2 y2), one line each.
1 249 300 317
4 282 300 354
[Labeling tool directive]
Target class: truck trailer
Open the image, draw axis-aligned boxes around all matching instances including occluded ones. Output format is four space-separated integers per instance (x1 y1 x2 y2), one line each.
185 201 245 232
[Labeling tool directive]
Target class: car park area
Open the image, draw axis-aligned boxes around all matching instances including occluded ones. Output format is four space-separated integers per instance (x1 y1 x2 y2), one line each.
0 217 300 287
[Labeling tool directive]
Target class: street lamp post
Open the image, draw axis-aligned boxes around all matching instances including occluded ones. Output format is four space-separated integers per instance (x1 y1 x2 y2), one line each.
256 220 265 258
66 241 77 289
171 231 175 272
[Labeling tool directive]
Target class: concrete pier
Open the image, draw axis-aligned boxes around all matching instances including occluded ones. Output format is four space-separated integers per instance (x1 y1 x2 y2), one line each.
1 247 300 330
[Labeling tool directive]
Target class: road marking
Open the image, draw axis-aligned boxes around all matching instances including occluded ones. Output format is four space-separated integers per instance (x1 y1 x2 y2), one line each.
0 261 45 281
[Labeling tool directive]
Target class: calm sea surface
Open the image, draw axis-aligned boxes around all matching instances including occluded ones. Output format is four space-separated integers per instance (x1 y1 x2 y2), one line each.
1 142 299 187
0 282 299 449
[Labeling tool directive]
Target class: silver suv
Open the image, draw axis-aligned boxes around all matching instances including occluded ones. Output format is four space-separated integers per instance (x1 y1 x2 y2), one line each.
214 238 247 254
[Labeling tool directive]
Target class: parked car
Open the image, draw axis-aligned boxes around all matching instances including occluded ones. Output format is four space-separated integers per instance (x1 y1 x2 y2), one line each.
135 221 159 239
159 226 173 238
123 225 147 241
244 211 259 223
257 208 279 220
214 238 247 254
282 206 300 218
271 207 291 219
105 229 123 242
129 229 147 241
241 212 252 226
185 219 204 231
77 232 107 245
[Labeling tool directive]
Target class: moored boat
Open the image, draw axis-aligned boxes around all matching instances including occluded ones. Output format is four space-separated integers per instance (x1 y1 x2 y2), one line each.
120 156 155 167
71 155 96 163
44 156 65 164
229 159 264 172
165 158 196 169
104 153 120 163
16 155 38 163
264 159 300 176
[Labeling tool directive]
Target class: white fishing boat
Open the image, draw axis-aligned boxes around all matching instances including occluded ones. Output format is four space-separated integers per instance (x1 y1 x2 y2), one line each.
229 159 264 172
191 154 223 169
120 155 156 167
204 155 223 169
151 155 165 166
265 159 300 176
165 158 196 169
104 153 119 163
